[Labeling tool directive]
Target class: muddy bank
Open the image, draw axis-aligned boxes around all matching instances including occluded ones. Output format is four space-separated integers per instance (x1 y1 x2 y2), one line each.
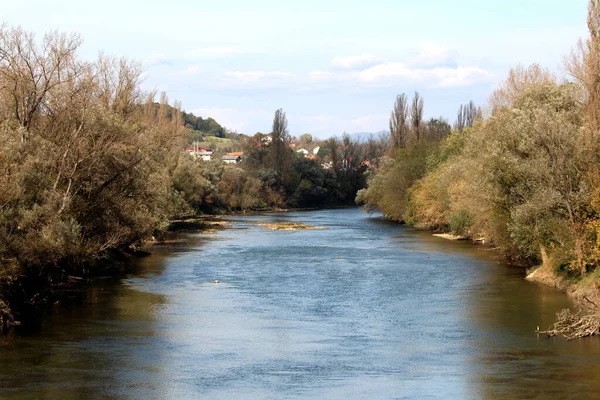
431 226 600 323
527 263 600 311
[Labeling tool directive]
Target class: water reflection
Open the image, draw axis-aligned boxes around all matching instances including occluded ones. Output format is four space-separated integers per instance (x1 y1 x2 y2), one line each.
2 209 600 399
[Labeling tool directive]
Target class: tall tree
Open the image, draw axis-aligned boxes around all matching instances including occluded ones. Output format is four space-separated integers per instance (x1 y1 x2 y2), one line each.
325 137 340 174
454 101 481 132
455 104 465 133
410 91 425 141
389 94 408 148
270 108 291 180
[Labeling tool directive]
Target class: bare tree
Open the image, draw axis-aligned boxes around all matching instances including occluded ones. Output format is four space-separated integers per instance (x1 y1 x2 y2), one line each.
489 64 555 114
464 101 477 128
455 104 465 133
389 94 408 148
454 101 482 132
410 91 424 141
0 26 83 141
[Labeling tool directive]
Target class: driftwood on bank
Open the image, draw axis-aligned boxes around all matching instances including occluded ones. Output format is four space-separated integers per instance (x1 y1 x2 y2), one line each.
539 308 600 340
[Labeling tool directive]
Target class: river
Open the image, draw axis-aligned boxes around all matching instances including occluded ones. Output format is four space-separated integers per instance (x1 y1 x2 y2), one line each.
2 208 600 399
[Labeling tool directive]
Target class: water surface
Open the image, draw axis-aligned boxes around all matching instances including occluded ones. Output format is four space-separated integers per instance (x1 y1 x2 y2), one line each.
2 208 600 399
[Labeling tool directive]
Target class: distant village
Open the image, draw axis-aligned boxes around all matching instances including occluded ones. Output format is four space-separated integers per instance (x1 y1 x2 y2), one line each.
185 133 330 169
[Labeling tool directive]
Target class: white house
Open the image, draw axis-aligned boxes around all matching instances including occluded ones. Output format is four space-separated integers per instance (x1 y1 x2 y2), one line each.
296 148 309 155
186 146 214 161
197 151 213 161
222 152 244 164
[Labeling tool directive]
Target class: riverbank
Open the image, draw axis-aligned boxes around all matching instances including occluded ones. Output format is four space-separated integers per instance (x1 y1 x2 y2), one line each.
0 215 232 335
526 262 600 310
433 227 600 310
430 222 600 338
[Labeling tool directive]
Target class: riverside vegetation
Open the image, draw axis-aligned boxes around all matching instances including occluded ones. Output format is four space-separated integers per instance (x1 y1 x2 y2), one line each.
357 0 600 339
0 25 385 331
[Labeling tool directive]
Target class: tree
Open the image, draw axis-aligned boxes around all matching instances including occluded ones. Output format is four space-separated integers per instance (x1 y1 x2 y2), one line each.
0 26 184 315
299 133 313 147
454 101 482 132
425 118 451 141
410 91 425 141
270 109 291 181
0 26 83 140
325 137 340 174
389 94 408 148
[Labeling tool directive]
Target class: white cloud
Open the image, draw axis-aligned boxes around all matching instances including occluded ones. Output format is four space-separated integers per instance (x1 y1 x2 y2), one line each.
309 70 332 80
433 66 494 88
147 53 171 66
412 41 457 67
181 65 202 76
310 47 492 89
331 54 381 70
357 62 493 87
350 114 388 132
187 46 239 58
224 71 291 84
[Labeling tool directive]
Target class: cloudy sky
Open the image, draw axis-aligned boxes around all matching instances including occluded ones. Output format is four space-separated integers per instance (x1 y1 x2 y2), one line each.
3 0 589 138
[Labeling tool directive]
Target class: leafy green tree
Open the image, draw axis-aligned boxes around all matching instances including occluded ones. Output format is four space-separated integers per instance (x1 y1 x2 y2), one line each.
425 118 451 141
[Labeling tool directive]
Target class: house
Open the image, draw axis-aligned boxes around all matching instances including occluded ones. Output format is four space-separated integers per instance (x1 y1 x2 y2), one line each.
186 146 214 161
296 148 309 155
257 134 272 144
222 151 244 164
197 150 214 161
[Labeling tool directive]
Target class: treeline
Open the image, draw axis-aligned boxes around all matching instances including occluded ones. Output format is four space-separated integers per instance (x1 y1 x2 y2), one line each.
183 112 226 140
358 1 600 284
173 110 387 212
148 104 227 141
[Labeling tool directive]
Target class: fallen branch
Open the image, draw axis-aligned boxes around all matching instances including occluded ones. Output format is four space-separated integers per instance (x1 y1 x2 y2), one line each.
539 308 600 340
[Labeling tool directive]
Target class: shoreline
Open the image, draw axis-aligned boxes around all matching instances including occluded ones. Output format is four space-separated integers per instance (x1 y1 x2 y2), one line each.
431 226 598 312
4 206 596 336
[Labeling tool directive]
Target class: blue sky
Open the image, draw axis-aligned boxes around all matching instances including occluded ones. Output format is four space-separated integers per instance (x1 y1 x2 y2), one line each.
3 0 589 138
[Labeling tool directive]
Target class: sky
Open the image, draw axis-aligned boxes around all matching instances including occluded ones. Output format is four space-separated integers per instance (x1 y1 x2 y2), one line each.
2 0 590 138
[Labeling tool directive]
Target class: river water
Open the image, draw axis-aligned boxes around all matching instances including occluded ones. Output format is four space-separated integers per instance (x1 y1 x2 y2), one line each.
2 208 600 399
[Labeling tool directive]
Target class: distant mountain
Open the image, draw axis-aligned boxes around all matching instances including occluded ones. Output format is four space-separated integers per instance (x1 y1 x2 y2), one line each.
336 130 389 143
